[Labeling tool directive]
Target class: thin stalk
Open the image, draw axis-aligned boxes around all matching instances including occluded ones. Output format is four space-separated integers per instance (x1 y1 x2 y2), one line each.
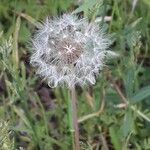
68 87 80 150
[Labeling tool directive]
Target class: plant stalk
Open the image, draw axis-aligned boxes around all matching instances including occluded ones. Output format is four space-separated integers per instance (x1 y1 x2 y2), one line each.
68 87 80 150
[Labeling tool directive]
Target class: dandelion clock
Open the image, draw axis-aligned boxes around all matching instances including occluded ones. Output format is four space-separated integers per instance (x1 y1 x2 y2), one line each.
30 14 116 88
30 13 116 150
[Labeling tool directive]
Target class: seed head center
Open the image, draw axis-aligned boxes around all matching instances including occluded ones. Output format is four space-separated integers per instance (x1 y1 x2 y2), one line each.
56 38 83 64
63 45 75 53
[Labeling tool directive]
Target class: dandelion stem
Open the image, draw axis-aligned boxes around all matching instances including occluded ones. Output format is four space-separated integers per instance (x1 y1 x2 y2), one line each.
68 87 80 150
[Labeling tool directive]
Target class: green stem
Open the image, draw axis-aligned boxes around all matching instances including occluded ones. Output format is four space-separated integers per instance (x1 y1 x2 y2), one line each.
68 87 80 150
130 105 150 122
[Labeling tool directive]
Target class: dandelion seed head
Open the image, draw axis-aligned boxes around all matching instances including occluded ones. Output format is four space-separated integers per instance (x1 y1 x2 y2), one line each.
30 14 116 88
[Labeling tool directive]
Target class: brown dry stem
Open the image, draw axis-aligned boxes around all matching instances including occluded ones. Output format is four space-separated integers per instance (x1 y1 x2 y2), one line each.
78 89 105 123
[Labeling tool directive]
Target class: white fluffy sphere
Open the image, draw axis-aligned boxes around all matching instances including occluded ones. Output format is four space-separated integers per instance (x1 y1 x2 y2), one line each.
30 14 116 88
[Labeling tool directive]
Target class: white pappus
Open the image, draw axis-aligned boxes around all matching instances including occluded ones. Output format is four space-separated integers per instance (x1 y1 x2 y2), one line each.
30 13 117 88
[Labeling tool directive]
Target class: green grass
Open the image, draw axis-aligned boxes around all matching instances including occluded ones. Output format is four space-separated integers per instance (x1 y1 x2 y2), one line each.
0 0 150 149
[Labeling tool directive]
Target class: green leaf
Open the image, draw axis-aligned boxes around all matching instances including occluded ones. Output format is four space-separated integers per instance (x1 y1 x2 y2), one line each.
131 85 150 103
109 126 122 150
72 0 101 14
119 110 134 138
124 67 135 98
142 0 150 7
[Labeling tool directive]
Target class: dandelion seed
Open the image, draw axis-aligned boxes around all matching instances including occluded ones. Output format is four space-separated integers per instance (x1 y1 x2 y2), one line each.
30 14 116 88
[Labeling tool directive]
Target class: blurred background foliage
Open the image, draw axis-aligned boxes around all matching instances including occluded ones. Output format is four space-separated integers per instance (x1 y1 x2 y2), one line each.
0 0 150 150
